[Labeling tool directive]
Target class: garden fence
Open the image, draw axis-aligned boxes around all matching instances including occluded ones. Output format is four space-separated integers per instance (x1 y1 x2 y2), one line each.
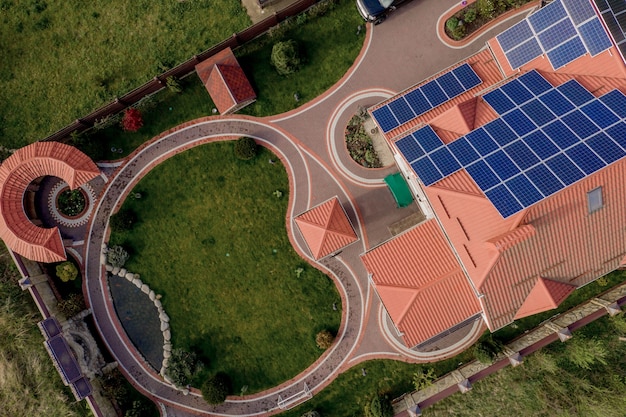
42 0 319 143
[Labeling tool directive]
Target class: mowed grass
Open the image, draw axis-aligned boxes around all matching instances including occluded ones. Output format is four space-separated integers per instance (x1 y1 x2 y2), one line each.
0 0 249 148
110 143 341 392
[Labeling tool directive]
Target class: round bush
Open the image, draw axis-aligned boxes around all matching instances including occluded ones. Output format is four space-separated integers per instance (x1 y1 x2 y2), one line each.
315 329 335 350
234 137 258 160
201 372 231 405
270 40 302 76
56 261 78 282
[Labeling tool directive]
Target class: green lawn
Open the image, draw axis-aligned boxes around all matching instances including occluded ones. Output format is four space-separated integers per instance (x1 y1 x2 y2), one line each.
0 0 249 149
110 143 341 393
73 0 365 161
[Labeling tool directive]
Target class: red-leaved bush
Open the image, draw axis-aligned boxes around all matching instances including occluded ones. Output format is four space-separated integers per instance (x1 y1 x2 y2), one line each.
121 108 143 132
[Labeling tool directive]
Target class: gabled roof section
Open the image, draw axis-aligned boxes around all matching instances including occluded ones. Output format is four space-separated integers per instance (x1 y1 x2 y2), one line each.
195 47 256 114
294 197 357 260
361 219 481 347
430 98 477 135
0 142 99 263
514 277 576 319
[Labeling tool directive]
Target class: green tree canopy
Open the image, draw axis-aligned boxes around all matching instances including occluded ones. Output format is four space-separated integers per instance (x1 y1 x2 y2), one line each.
201 372 231 405
55 261 78 282
270 40 302 76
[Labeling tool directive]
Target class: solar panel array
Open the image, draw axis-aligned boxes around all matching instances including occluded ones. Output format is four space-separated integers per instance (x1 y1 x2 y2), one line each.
371 63 482 133
395 70 626 218
496 0 613 70
594 0 626 61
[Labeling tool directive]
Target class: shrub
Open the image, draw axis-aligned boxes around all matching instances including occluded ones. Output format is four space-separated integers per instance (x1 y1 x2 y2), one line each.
364 394 393 417
474 336 503 364
445 17 466 40
56 261 78 282
476 0 496 18
315 329 334 349
270 40 302 76
110 207 138 232
566 337 608 370
165 349 204 387
57 293 85 318
463 6 477 23
166 76 182 93
412 367 436 391
201 372 231 405
301 411 320 417
107 245 129 268
234 137 258 160
121 108 143 132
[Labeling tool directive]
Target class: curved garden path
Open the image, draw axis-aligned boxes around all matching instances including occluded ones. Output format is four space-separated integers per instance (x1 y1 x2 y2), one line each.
83 0 531 415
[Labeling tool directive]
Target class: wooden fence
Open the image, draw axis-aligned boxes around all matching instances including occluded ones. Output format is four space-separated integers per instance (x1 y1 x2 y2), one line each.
43 0 319 143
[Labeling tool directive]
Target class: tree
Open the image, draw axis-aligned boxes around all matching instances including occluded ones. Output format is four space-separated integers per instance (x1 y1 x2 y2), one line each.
121 108 143 132
364 394 393 417
270 40 302 76
315 329 334 350
165 349 203 387
201 372 231 405
412 367 436 391
566 336 608 370
234 137 258 160
57 293 85 318
110 207 137 232
474 336 503 364
124 400 150 417
107 245 129 268
56 261 78 282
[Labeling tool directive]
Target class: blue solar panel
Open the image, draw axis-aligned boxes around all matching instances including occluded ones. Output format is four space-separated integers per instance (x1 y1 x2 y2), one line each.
503 109 537 136
404 89 432 116
413 126 443 152
561 110 600 138
578 18 613 55
526 164 564 196
453 63 482 90
581 100 619 129
565 142 606 174
538 18 577 51
372 106 399 133
501 79 535 105
521 99 556 126
466 160 501 190
557 80 595 106
388 98 416 125
507 38 544 69
544 153 585 185
562 0 596 25
504 140 541 170
395 135 424 163
529 0 567 32
586 131 626 163
606 122 626 149
518 70 554 95
497 20 534 52
430 147 461 176
542 119 579 149
523 130 560 159
411 157 443 186
505 174 544 206
484 119 518 146
483 89 516 114
539 89 575 116
467 128 499 156
599 90 626 118
437 72 465 98
547 36 586 69
485 185 523 218
565 143 606 171
448 137 480 165
422 80 448 107
486 150 521 181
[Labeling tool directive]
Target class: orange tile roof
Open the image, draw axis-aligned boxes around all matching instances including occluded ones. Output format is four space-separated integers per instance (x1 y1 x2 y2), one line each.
514 277 576 320
361 220 481 347
294 197 357 260
0 142 100 262
195 47 256 114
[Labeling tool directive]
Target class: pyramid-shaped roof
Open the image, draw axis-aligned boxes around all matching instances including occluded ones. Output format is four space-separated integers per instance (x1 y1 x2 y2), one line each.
0 142 99 262
294 197 357 260
195 47 256 114
514 277 577 320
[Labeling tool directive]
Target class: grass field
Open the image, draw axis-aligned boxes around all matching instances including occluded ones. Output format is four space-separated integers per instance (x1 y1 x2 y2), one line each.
73 0 364 161
110 142 341 393
0 0 250 148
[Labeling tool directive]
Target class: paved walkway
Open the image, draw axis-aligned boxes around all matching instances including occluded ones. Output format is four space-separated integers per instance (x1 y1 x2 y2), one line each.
82 1 531 415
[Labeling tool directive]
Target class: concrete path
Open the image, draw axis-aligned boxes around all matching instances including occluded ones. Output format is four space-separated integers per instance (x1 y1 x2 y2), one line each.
83 1 530 415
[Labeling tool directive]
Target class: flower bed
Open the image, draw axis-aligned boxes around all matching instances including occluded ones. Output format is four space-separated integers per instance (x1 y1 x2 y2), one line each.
445 0 534 40
345 113 382 168
56 187 87 217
